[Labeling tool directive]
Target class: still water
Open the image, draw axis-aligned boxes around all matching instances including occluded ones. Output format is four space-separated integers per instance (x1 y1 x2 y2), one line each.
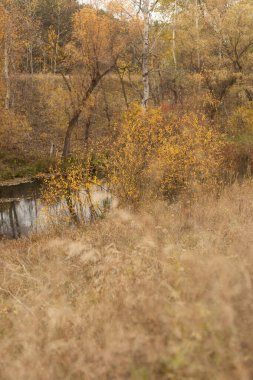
0 179 111 239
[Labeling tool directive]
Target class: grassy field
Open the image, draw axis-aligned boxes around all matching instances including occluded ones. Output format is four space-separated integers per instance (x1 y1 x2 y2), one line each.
0 182 253 379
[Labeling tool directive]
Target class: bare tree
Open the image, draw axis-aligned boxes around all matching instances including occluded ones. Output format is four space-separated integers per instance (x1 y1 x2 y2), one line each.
60 6 125 158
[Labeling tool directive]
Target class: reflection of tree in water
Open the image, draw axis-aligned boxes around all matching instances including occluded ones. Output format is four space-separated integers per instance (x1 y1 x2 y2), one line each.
0 196 40 239
9 202 21 239
0 182 111 238
0 209 6 237
65 187 104 225
0 202 11 238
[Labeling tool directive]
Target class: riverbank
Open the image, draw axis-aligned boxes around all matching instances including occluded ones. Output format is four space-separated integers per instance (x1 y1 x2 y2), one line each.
0 150 50 182
1 181 253 379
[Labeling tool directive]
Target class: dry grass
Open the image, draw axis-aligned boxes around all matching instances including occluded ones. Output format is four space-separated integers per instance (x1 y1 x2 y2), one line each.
1 182 253 380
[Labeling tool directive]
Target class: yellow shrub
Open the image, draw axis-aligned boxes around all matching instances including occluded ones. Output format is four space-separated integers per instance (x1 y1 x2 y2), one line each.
109 104 226 203
42 158 102 225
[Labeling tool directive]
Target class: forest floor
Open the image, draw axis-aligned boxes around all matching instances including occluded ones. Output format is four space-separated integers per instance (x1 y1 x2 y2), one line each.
1 181 253 379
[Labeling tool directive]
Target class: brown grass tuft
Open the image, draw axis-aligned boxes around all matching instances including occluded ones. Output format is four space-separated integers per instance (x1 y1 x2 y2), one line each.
1 182 253 379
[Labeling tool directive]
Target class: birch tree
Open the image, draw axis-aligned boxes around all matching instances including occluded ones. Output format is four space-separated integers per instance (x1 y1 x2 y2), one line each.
0 3 11 110
108 0 160 108
137 0 159 108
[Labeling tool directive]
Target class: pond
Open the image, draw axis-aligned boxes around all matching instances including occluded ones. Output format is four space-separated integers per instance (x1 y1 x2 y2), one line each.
0 178 112 239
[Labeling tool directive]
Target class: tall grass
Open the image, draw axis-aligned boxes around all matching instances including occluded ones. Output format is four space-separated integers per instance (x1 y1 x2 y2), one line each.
0 182 253 379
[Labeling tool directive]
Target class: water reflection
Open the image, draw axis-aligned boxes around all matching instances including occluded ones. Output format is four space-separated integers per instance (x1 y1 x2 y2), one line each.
0 181 112 239
0 197 39 238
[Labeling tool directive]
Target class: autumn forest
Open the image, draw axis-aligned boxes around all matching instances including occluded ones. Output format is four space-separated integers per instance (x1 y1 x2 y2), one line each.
1 0 253 379
0 0 252 180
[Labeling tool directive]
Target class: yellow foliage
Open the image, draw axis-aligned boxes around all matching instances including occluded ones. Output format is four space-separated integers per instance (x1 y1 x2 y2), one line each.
109 104 226 203
74 8 111 60
42 158 102 224
69 6 129 69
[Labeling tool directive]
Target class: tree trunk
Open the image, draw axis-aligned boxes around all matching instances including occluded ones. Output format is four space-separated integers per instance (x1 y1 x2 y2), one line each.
116 67 129 109
62 111 80 158
101 84 112 126
9 203 16 239
63 77 102 158
84 117 91 146
172 0 177 71
62 66 115 159
4 31 11 110
50 142 56 158
30 45 34 75
66 188 80 225
244 88 253 102
195 0 201 72
54 34 59 75
142 0 150 108
12 203 21 238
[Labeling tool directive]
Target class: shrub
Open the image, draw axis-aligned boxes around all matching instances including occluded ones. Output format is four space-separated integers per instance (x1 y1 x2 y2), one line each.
42 158 105 226
108 104 226 203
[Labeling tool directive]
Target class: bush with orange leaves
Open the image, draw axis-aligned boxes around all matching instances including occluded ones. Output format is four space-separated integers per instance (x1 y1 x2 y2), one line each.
108 104 226 203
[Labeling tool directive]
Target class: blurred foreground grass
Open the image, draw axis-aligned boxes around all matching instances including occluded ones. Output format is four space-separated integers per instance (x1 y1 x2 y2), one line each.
1 182 253 380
